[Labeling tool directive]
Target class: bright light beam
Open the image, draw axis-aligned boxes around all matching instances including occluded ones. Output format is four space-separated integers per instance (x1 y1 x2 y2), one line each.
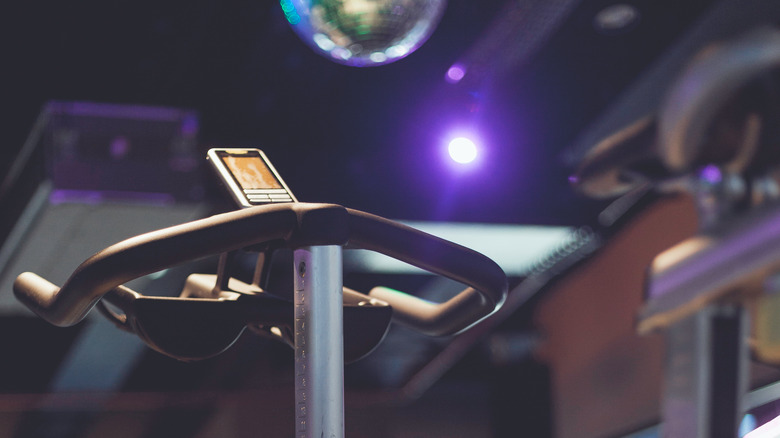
448 137 478 164
445 65 466 83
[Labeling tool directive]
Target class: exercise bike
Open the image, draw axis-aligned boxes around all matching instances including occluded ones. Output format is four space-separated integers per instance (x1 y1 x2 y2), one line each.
13 147 508 438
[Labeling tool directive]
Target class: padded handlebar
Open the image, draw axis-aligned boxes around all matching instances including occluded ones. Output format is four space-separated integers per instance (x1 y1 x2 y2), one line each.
14 203 507 336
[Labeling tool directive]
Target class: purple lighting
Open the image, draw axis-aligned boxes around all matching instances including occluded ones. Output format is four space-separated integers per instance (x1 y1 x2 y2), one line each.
445 65 466 84
448 137 478 164
700 164 722 184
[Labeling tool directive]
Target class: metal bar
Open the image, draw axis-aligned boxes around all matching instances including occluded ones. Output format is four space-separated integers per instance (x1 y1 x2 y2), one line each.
294 246 344 438
661 304 748 438
709 305 748 438
639 202 780 334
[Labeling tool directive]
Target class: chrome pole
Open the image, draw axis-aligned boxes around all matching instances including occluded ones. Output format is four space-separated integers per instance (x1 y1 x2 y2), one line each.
294 245 344 438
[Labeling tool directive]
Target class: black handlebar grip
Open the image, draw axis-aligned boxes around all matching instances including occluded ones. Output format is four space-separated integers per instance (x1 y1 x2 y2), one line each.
347 209 507 336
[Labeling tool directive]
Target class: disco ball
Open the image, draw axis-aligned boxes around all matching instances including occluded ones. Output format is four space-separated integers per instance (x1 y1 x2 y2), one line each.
281 0 447 67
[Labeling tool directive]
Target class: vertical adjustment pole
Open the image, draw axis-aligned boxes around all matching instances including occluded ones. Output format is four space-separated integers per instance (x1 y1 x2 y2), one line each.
661 304 748 438
294 246 345 438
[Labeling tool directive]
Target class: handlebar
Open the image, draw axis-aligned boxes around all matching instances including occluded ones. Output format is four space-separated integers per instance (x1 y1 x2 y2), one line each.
346 209 506 335
15 203 507 336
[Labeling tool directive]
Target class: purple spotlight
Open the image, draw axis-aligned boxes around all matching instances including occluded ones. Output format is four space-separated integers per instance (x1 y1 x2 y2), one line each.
445 64 466 84
700 164 722 184
448 137 478 164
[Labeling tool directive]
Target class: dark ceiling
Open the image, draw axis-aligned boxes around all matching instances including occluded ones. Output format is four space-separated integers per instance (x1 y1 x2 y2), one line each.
4 0 725 227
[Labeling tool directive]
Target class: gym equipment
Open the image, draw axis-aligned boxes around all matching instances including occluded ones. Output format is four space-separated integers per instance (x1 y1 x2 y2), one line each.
573 27 780 437
13 149 507 438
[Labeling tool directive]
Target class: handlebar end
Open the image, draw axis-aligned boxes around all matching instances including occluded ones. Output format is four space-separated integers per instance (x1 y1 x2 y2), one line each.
14 272 89 326
14 272 59 319
369 286 499 337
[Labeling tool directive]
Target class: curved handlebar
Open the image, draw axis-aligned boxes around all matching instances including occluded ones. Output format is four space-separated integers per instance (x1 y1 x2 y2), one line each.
347 209 506 335
15 203 507 336
15 203 347 326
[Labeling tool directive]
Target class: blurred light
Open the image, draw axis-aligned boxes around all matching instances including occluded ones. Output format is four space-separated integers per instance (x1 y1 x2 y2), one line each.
313 33 336 51
180 114 199 137
700 164 723 184
446 64 466 83
335 47 352 60
386 44 410 59
593 3 640 34
740 413 758 437
345 222 575 276
745 413 780 438
370 52 388 63
280 0 301 25
448 137 478 164
280 0 294 13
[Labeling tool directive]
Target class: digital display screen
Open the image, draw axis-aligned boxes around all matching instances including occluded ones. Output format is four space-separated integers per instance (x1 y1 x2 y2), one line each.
220 155 283 190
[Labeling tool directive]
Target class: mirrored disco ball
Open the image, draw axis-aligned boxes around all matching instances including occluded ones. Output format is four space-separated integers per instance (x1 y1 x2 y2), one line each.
281 0 447 67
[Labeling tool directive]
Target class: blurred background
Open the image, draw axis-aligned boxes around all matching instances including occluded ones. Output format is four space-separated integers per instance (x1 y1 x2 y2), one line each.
2 0 779 437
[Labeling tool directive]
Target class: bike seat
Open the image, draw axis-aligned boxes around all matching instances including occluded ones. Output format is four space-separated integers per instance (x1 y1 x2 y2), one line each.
572 27 780 199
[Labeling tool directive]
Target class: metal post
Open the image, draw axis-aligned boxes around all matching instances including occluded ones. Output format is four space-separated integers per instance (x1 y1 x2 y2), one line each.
294 246 345 438
661 304 748 438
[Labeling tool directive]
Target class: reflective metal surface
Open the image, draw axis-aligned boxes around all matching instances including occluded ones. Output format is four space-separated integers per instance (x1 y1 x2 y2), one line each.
283 0 446 66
